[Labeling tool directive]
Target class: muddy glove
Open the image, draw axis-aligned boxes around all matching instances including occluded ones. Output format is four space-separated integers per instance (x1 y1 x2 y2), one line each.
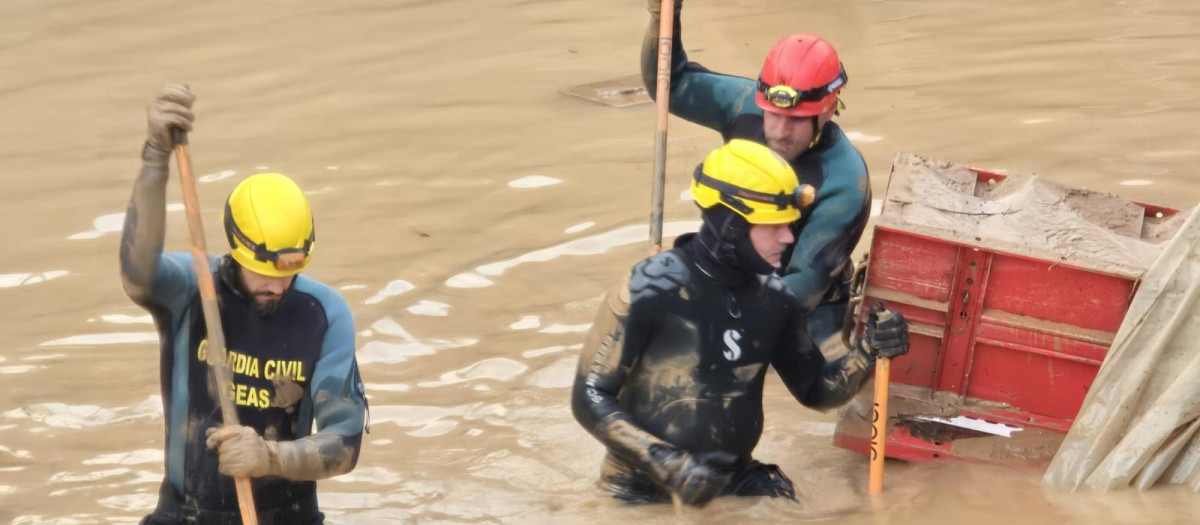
648 444 737 506
206 425 278 478
144 83 195 161
206 425 356 480
861 301 909 359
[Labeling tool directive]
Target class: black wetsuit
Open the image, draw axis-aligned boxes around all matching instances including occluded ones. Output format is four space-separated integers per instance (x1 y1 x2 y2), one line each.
571 232 873 503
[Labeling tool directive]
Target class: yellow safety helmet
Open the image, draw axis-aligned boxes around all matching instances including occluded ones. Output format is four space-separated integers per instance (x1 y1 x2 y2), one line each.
223 173 315 277
691 139 813 224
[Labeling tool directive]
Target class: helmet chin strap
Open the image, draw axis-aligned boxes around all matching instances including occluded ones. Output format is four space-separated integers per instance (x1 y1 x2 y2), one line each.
808 115 822 149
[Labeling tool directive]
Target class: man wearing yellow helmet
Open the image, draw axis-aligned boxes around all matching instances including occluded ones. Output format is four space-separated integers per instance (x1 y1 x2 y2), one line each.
120 84 366 524
642 1 872 354
571 140 908 506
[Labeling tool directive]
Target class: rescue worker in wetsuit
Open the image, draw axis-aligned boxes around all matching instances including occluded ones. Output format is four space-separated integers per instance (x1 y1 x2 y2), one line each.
571 140 908 506
642 1 871 352
120 84 367 524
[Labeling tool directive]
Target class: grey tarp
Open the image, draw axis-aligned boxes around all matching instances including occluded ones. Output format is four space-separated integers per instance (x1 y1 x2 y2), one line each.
1043 204 1200 491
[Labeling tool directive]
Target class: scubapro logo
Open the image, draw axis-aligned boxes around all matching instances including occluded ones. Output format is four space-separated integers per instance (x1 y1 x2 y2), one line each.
722 329 743 361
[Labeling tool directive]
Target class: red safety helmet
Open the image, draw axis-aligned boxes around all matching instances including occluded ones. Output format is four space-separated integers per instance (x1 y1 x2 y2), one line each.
756 34 847 118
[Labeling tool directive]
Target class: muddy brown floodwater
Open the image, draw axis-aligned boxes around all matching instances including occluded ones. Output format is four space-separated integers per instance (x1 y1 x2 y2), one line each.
3 0 1200 524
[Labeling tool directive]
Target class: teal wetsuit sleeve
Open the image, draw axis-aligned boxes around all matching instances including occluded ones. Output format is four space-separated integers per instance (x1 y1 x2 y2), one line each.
148 252 200 318
267 279 367 480
309 286 367 444
640 7 761 132
783 149 870 313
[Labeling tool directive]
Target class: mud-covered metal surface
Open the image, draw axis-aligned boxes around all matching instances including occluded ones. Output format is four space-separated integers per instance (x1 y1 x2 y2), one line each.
4 0 1200 523
837 383 1065 465
878 152 1185 278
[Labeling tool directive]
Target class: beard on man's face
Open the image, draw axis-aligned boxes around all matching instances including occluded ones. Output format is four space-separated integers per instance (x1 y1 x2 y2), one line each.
245 288 286 315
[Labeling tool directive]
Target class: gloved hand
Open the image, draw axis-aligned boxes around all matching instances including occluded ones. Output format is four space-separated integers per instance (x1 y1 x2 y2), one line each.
649 444 738 506
206 425 278 478
145 83 195 158
647 0 682 15
862 301 909 359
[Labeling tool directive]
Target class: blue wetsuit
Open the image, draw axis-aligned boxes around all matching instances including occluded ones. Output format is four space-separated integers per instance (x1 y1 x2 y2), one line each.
140 254 366 523
641 12 872 345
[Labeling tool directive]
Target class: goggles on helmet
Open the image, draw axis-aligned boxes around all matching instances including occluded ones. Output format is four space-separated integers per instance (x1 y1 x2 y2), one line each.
224 202 315 272
693 165 810 216
757 66 848 109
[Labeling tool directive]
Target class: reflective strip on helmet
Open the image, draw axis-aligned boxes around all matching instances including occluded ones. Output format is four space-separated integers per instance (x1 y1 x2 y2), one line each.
693 165 800 212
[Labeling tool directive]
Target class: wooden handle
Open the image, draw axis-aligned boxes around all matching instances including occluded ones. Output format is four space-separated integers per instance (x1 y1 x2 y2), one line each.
235 477 258 522
174 131 260 525
649 0 676 255
869 356 890 495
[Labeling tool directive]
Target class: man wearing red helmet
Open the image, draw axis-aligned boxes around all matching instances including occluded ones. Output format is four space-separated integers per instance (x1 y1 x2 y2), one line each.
642 1 871 353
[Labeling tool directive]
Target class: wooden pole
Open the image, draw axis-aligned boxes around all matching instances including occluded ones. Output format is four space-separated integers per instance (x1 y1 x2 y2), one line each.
656 6 681 505
173 129 260 524
869 307 895 495
649 0 676 255
869 357 890 495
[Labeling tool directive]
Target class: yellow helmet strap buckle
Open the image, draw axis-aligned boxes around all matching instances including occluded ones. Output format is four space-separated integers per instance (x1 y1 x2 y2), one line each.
224 202 314 272
694 165 802 215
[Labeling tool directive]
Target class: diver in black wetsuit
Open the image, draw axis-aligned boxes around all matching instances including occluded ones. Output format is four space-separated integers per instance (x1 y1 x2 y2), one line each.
571 140 909 506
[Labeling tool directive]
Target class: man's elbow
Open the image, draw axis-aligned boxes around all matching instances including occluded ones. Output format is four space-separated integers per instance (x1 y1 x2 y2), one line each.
119 242 159 306
571 378 613 436
335 436 362 476
284 432 361 480
570 380 592 428
120 273 153 307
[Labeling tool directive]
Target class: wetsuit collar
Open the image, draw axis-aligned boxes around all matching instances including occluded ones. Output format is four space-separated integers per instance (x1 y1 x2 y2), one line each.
679 208 772 287
800 121 837 159
678 232 748 287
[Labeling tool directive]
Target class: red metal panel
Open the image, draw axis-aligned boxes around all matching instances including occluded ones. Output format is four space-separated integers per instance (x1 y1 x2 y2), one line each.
983 254 1135 333
964 342 1100 420
938 249 991 394
975 320 1111 364
867 229 959 303
835 427 950 462
887 332 941 389
863 228 961 392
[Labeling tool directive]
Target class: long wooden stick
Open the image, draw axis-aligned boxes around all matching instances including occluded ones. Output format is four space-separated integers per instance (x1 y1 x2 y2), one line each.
869 356 890 495
173 129 260 524
649 0 676 255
